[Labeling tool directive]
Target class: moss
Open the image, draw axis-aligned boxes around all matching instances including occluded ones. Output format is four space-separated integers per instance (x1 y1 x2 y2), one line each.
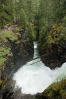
41 80 66 99
0 30 15 69
0 26 26 94
0 58 7 64
47 24 63 45
0 31 18 42
39 23 66 54
0 45 13 68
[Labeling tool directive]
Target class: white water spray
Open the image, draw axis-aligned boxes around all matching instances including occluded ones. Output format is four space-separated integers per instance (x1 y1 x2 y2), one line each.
13 41 66 95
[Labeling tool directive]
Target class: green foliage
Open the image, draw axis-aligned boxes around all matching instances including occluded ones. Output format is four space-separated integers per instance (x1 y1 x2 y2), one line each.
20 9 28 24
38 0 66 43
0 29 18 69
27 23 36 41
41 80 66 99
0 0 14 28
0 80 2 85
39 23 66 54
0 31 18 41
0 45 13 69
62 16 66 26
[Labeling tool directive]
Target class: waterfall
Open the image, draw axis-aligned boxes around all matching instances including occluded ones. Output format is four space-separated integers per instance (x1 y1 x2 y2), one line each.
33 41 39 58
13 41 66 95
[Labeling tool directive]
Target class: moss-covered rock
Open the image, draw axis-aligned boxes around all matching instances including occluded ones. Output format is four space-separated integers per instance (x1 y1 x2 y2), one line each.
0 24 34 98
0 31 15 95
36 80 66 99
38 24 66 69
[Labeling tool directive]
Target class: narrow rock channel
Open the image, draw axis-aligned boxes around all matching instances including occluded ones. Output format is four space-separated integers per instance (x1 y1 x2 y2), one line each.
13 41 66 96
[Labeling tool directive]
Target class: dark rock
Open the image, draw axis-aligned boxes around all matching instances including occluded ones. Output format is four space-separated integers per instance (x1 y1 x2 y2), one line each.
39 42 66 69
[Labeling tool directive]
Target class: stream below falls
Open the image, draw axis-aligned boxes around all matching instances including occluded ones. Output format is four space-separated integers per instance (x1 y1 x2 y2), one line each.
13 41 66 95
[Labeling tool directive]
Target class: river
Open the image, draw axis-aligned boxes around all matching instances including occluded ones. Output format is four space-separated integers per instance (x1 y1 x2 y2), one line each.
13 41 66 95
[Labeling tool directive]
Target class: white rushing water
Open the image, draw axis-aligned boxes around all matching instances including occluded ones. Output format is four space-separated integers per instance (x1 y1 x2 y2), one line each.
13 41 66 95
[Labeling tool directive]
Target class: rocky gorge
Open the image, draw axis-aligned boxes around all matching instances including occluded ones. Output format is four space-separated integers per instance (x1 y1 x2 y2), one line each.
0 0 66 99
0 24 66 99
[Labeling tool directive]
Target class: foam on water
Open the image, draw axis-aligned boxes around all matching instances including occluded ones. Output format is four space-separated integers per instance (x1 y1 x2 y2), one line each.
13 41 66 95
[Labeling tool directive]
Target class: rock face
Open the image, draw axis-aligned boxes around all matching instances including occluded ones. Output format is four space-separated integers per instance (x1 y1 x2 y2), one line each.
39 45 66 69
8 38 33 72
36 80 66 99
38 24 66 69
0 24 34 99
